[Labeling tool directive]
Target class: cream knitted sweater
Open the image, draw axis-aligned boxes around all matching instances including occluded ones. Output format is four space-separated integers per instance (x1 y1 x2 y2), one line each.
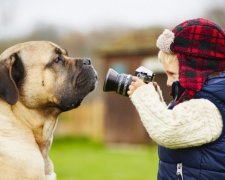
130 84 223 149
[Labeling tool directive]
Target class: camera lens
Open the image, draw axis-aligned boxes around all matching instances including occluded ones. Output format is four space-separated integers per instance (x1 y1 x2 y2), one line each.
116 74 132 96
103 68 132 96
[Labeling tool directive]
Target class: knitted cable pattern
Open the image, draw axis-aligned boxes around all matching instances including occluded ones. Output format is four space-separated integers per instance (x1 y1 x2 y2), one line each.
130 84 222 149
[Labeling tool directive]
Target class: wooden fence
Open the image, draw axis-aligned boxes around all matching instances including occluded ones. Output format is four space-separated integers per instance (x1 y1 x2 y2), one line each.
55 97 105 141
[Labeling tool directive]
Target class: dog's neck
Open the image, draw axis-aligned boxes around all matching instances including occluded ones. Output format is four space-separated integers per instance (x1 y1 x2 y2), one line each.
11 102 58 129
11 101 59 147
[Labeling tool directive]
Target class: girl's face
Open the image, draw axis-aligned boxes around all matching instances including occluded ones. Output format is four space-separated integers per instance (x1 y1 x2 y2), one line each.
161 58 179 87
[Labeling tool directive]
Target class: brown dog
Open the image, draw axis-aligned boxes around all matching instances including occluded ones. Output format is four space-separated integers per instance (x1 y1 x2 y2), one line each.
0 41 97 179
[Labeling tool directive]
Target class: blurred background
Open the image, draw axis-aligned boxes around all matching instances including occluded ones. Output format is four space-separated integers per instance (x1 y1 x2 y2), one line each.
1 0 225 179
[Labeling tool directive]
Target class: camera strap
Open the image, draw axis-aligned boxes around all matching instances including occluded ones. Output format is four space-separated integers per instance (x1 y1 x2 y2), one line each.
168 81 185 109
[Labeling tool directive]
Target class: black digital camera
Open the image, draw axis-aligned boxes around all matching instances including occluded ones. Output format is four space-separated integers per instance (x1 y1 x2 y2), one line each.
103 66 155 96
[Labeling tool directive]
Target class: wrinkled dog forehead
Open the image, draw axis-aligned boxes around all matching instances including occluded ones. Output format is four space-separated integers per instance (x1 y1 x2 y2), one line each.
0 41 62 64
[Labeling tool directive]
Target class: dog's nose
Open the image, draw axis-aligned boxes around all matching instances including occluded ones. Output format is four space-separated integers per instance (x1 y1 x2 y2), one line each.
83 58 91 65
75 58 92 68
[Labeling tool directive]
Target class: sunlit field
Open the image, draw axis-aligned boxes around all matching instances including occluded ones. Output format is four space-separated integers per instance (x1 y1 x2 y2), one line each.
50 137 158 180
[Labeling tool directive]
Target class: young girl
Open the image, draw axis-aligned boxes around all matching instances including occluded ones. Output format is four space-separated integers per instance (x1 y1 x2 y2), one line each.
128 18 225 179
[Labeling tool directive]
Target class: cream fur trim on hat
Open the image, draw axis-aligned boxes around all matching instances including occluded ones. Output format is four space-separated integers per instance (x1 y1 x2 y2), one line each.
156 29 175 53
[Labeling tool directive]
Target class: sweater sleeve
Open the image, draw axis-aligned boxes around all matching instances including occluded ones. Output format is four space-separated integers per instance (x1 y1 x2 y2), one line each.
130 84 223 149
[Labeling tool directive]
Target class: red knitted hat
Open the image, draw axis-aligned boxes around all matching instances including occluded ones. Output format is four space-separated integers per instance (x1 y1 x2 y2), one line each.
157 18 225 102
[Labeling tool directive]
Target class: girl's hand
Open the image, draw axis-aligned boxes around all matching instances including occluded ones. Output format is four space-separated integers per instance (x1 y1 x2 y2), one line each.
127 76 145 96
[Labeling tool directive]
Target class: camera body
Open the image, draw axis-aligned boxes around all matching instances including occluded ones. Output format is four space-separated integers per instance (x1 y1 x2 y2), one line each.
103 66 155 96
135 66 155 84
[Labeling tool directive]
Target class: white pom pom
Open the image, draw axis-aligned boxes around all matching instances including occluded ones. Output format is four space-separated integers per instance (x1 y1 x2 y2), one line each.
156 29 175 53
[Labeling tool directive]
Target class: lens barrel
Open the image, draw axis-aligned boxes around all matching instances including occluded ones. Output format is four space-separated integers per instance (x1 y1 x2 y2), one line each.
103 68 132 96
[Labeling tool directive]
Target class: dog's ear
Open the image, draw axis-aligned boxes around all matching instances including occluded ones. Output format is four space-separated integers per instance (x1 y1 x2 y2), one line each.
0 52 25 105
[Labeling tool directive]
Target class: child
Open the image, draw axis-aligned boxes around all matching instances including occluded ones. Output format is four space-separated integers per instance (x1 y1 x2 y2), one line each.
128 18 225 179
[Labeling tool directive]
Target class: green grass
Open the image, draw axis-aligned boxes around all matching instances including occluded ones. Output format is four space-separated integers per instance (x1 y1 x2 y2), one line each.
50 137 159 180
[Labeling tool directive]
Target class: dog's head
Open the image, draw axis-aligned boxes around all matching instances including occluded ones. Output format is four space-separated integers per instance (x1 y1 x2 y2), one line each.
0 41 97 112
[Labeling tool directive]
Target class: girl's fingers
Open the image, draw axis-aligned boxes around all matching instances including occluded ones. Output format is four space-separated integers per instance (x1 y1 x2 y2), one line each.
129 85 133 90
132 76 139 81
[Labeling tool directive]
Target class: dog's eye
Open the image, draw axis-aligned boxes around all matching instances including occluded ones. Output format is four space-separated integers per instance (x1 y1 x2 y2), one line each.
54 56 64 64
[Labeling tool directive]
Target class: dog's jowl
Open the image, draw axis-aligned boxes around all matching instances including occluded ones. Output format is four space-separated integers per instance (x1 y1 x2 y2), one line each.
0 41 97 179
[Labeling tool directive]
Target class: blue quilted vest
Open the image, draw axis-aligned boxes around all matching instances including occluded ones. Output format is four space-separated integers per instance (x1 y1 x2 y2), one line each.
158 74 225 180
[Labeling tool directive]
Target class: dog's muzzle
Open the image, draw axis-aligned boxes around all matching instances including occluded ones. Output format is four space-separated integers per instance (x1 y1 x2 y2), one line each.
76 58 98 90
58 58 98 111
